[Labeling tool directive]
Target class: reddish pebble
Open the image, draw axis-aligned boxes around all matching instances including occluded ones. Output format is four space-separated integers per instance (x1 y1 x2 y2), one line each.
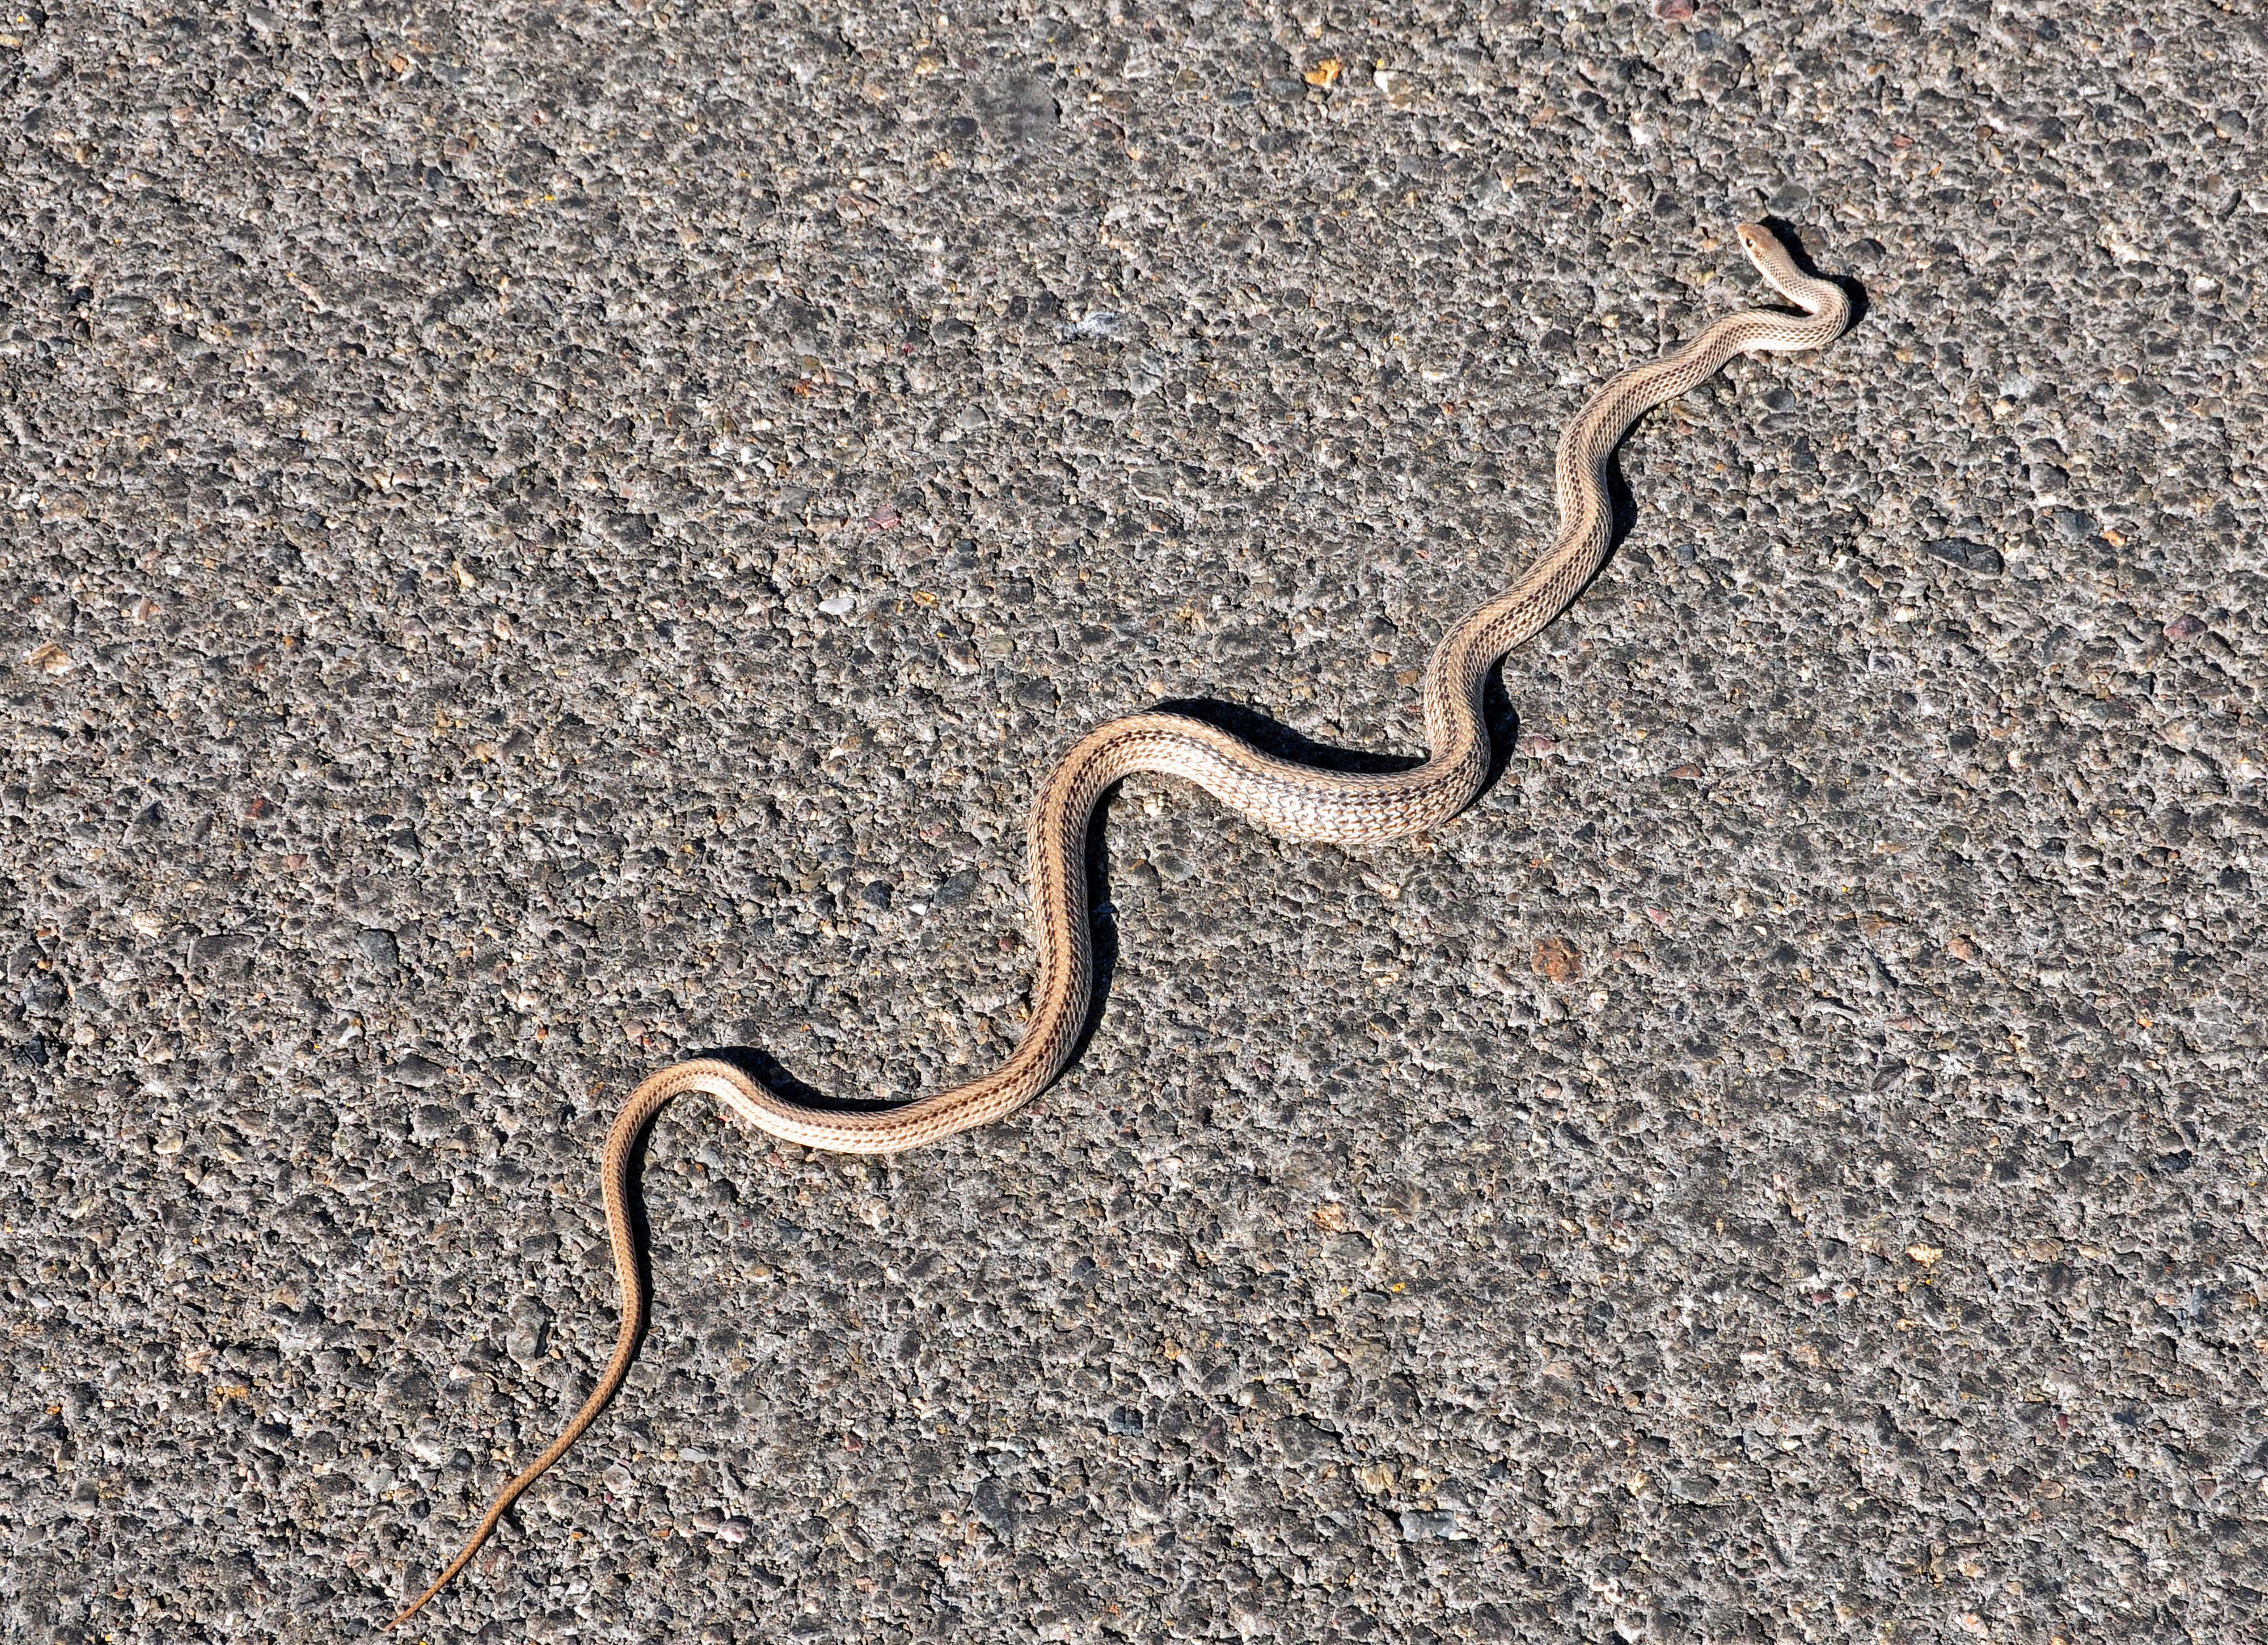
2164 614 2206 640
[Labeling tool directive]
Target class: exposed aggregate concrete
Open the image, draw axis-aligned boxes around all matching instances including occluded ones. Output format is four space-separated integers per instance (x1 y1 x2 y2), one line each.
2 1 2265 1641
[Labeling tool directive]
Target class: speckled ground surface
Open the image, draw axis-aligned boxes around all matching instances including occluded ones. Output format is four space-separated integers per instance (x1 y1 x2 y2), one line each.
3 2 2264 1641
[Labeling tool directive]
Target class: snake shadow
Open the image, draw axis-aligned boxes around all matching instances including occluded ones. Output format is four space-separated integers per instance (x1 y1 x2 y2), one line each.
1150 679 1523 789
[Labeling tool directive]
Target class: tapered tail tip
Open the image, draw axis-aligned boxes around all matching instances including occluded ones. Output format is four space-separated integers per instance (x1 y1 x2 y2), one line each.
386 1590 437 1631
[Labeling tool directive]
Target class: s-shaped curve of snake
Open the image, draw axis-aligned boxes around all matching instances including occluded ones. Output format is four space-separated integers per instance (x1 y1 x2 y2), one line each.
387 223 1849 1625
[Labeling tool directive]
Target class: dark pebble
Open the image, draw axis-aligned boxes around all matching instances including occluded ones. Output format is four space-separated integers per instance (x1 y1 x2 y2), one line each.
1923 537 2005 575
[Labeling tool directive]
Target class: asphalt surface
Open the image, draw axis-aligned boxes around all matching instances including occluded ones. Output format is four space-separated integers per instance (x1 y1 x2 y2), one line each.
3 2 2264 1641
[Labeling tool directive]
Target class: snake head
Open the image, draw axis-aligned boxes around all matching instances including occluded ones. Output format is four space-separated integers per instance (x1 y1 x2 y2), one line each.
1729 223 1844 335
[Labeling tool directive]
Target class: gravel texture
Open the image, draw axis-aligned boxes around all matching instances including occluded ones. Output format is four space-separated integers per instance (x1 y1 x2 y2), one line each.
4 1 2265 1641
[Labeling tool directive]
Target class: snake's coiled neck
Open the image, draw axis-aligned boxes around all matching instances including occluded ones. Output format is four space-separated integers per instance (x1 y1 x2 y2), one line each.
386 223 1849 1627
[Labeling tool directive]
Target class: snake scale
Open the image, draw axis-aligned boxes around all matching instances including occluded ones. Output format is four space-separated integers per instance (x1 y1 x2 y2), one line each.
388 223 1849 1625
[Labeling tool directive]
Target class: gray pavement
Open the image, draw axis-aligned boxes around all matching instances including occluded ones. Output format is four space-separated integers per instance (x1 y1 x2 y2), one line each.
3 2 2264 1640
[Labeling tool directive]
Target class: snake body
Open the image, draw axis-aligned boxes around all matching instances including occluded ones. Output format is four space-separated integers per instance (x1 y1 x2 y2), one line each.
388 224 1847 1626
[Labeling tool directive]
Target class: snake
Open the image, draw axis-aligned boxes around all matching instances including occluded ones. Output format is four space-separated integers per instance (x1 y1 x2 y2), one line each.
387 223 1848 1626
